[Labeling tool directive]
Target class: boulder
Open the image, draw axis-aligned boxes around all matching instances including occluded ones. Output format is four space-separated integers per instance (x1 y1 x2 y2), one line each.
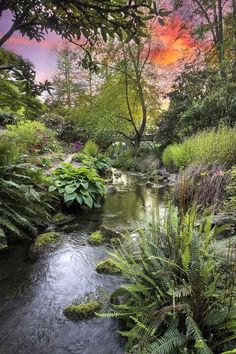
64 301 100 321
107 186 117 194
96 258 121 275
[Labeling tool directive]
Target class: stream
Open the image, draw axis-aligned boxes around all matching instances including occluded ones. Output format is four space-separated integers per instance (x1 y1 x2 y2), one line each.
0 171 167 354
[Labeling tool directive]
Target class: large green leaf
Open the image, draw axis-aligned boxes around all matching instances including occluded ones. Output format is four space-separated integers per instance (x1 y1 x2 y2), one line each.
64 192 77 203
82 195 94 208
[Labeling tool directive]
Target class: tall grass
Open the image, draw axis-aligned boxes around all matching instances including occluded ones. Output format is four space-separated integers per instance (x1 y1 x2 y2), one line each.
162 126 236 170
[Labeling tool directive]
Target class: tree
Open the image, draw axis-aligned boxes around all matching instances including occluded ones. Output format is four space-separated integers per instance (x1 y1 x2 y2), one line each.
0 1 161 47
0 48 47 117
91 36 159 149
173 0 234 79
157 66 236 147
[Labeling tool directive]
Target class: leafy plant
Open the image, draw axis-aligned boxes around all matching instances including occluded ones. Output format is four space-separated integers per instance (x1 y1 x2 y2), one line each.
162 126 236 170
100 207 236 353
6 119 59 154
223 165 236 213
73 153 111 175
49 163 106 208
112 150 138 170
0 163 53 246
82 140 99 156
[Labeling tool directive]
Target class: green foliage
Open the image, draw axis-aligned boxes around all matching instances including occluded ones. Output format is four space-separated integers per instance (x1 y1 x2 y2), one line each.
34 232 61 250
88 231 104 245
223 165 236 212
101 207 236 353
157 69 236 147
113 150 138 170
41 112 77 142
64 301 100 321
162 126 236 170
1 1 160 46
0 138 53 246
74 153 111 175
6 119 59 154
82 140 99 156
0 136 21 166
49 163 106 208
0 48 49 117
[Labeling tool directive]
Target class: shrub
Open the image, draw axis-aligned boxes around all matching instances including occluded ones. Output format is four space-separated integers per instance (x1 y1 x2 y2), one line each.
162 126 236 170
49 163 106 208
0 136 21 166
6 119 59 154
0 137 54 247
101 207 236 353
73 153 110 175
112 150 138 170
174 164 230 212
82 140 99 156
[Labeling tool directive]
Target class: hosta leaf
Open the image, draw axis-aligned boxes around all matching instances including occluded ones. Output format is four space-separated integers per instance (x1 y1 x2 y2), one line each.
49 185 57 192
64 192 76 203
82 195 93 208
65 185 78 194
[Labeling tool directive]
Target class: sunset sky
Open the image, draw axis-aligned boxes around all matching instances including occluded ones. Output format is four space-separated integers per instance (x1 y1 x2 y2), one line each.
0 8 198 82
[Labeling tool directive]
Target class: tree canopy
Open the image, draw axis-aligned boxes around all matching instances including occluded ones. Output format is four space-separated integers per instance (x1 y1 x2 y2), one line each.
0 0 163 47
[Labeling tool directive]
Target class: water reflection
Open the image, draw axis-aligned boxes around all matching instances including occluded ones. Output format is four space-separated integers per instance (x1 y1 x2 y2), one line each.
0 171 167 354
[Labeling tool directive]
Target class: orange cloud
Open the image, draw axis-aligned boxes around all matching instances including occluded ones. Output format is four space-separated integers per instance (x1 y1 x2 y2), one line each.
149 16 197 66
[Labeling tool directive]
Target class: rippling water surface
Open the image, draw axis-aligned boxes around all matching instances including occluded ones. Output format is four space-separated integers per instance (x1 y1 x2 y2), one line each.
0 171 166 354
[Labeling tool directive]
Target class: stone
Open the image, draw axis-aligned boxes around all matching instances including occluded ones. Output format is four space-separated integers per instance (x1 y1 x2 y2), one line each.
145 181 154 188
64 301 100 321
96 258 121 275
88 231 104 245
107 186 117 194
29 232 62 258
99 225 124 241
51 212 74 225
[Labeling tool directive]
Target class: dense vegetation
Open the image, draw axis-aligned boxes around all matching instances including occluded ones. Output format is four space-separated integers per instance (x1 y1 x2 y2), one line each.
0 0 236 353
102 207 236 353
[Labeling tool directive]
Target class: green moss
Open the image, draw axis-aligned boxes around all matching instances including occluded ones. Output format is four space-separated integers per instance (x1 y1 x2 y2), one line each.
34 232 61 249
64 301 100 320
88 231 104 245
96 258 121 275
51 212 74 225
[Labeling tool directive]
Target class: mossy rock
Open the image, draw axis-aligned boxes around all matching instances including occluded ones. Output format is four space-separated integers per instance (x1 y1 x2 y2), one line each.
34 232 61 250
64 301 100 321
88 231 104 245
51 212 74 225
96 258 121 276
99 225 124 242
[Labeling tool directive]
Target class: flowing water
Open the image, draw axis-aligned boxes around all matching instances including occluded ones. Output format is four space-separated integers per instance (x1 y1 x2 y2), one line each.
0 171 167 354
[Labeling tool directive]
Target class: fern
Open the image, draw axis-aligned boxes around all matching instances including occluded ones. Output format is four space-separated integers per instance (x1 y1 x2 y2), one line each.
102 207 236 353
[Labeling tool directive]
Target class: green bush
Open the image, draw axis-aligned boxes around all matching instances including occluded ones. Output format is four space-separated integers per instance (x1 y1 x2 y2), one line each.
49 163 106 208
162 126 236 170
6 119 59 154
112 150 137 170
82 140 99 156
0 136 21 166
73 153 110 175
101 207 236 353
0 154 53 246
